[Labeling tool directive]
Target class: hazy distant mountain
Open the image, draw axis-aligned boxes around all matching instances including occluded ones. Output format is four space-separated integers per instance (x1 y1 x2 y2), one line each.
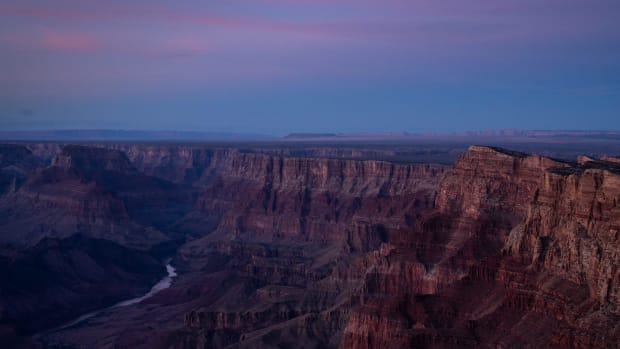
442 129 620 138
0 130 274 141
4 129 620 142
283 133 343 139
283 129 620 140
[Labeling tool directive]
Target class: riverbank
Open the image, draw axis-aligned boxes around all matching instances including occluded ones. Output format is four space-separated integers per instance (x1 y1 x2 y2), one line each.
34 260 177 339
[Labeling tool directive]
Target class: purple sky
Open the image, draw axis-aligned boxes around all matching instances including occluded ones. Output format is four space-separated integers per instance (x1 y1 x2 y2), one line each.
1 0 619 134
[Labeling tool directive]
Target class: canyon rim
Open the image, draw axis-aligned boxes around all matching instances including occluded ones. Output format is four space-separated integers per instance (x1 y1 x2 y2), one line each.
2 0 619 347
0 138 620 348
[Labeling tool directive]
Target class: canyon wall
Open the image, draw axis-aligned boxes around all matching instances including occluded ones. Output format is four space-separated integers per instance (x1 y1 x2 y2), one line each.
341 146 620 349
166 149 448 348
0 145 186 342
2 142 620 348
102 144 620 348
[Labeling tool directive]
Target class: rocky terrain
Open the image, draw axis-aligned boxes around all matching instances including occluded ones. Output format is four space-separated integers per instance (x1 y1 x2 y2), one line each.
1 142 620 348
341 146 620 349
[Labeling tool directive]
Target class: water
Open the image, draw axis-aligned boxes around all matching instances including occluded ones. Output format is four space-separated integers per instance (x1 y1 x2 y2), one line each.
113 263 177 307
39 261 177 335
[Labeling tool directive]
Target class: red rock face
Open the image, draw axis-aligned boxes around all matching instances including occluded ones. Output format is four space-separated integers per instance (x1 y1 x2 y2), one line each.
161 152 448 349
4 143 620 348
0 145 185 342
117 145 620 349
341 146 620 349
193 151 444 242
1 143 448 348
0 145 182 249
119 145 215 183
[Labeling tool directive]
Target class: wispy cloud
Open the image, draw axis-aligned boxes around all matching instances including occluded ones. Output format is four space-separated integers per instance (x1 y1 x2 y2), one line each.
163 38 210 55
42 31 99 51
1 0 618 122
0 3 323 35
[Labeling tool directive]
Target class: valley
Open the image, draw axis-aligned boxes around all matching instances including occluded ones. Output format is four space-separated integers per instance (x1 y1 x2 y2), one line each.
1 140 620 348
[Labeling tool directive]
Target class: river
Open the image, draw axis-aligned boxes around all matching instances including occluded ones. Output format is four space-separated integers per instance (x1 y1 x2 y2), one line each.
37 260 177 336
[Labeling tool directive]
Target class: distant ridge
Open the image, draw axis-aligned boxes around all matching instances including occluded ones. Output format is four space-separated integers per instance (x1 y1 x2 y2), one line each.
284 133 342 139
0 130 274 141
283 131 412 140
3 129 620 142
439 129 620 138
283 129 620 140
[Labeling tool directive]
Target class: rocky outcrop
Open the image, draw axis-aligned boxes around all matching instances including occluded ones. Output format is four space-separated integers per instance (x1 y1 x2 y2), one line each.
0 145 182 248
0 145 191 344
3 142 620 348
115 145 215 184
341 146 620 349
600 155 620 164
0 144 41 168
0 143 447 348
0 234 165 335
192 151 444 242
0 144 42 195
162 152 447 348
51 145 137 178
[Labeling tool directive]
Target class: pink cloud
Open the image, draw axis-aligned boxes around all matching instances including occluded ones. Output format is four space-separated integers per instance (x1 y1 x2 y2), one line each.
0 4 335 38
42 31 99 51
166 38 210 53
2 1 614 47
0 2 509 43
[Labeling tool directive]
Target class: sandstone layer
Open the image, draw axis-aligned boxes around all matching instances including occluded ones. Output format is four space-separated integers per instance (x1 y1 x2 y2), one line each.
1 142 619 348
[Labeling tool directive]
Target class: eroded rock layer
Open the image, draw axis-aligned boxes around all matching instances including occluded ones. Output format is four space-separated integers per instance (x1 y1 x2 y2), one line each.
2 143 620 349
341 146 620 349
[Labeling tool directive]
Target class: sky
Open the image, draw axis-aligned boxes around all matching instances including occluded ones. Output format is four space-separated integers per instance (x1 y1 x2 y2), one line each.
1 0 619 135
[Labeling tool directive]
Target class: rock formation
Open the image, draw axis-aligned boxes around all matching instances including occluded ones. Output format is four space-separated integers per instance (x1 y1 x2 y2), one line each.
1 142 620 348
341 146 620 349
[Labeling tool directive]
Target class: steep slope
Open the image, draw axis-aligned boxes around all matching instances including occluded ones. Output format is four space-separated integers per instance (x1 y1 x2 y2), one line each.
0 144 43 195
0 145 196 248
42 149 447 348
341 146 620 349
192 151 443 241
0 235 165 335
0 145 195 342
10 143 620 349
148 153 445 348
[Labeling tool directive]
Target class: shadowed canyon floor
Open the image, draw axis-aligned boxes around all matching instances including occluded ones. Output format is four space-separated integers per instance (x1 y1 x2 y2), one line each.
1 141 620 348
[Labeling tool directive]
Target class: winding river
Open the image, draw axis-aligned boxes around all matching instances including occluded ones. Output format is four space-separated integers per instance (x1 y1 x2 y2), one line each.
39 261 177 336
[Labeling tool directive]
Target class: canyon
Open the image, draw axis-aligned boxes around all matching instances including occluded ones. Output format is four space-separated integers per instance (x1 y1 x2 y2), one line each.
0 141 619 348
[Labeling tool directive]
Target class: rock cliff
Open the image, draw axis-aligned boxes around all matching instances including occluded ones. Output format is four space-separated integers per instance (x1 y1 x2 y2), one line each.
341 146 620 349
2 143 620 348
0 145 190 341
0 234 165 334
169 151 447 348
